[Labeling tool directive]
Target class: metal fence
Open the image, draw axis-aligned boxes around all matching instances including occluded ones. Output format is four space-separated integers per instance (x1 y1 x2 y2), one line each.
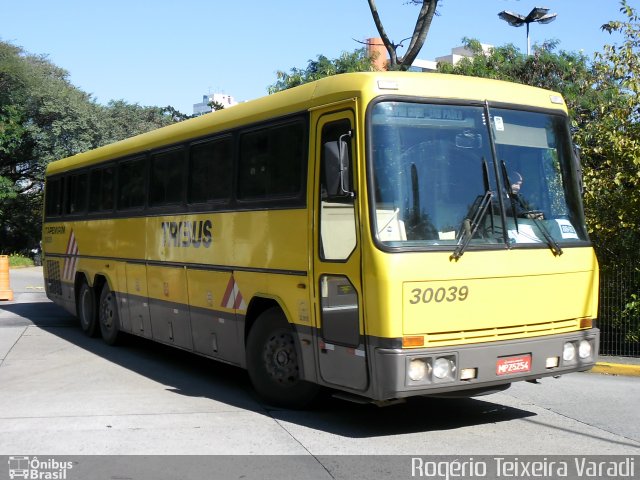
598 256 640 357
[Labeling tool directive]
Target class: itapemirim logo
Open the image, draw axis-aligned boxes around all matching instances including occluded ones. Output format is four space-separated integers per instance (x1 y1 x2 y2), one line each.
7 456 73 480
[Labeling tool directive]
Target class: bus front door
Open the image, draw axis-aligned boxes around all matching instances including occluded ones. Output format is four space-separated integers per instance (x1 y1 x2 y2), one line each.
313 107 368 391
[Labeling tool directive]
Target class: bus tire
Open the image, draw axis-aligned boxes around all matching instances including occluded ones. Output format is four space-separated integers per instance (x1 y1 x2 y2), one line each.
246 308 318 408
98 284 120 346
77 281 98 337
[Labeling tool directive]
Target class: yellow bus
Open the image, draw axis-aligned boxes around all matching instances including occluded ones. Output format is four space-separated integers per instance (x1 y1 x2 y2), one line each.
42 72 599 407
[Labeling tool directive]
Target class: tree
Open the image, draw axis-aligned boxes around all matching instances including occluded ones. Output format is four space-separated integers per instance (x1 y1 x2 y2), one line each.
574 1 640 346
0 42 101 251
367 0 439 70
208 100 226 112
437 0 640 345
99 100 176 145
435 37 636 253
577 0 640 258
0 40 186 253
268 49 374 93
437 39 605 132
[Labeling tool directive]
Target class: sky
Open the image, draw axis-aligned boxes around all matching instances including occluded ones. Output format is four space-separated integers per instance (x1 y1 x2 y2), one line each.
0 0 634 115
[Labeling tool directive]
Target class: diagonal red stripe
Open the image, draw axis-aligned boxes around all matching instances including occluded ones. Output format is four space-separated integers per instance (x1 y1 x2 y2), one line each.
221 275 235 308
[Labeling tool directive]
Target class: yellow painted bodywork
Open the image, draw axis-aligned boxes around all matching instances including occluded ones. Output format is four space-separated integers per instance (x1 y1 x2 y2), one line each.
43 210 311 324
361 246 598 344
43 72 597 351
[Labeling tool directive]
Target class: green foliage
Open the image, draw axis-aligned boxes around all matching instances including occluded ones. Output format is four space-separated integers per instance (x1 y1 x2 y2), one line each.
209 101 225 111
622 291 640 344
0 175 17 202
584 1 640 346
438 38 598 120
0 40 186 253
576 0 640 260
268 49 375 94
99 100 176 145
438 1 640 344
8 252 34 268
437 15 639 261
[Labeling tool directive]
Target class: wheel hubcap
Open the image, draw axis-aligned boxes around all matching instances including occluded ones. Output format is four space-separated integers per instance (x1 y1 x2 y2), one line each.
264 332 299 386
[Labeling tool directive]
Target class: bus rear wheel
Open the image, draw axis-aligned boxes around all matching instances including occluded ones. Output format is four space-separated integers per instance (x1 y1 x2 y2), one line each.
99 284 120 345
246 308 318 408
77 281 98 337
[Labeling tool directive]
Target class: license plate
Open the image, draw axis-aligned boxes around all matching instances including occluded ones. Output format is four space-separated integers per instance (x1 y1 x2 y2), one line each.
496 354 532 376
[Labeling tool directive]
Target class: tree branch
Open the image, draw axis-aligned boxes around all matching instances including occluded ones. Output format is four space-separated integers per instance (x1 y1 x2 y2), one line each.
366 0 440 70
401 0 439 68
367 0 398 66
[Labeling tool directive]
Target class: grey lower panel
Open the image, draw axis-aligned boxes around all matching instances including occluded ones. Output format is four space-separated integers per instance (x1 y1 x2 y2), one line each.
120 293 244 366
49 282 76 316
124 295 152 338
190 310 242 365
149 301 193 350
318 340 368 391
370 329 600 401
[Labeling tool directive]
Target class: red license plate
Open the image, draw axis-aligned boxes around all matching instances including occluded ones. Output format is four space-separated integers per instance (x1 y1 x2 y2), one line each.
496 354 532 376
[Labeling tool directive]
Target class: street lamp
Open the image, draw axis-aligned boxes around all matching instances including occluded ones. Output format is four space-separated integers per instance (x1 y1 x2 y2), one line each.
498 7 557 55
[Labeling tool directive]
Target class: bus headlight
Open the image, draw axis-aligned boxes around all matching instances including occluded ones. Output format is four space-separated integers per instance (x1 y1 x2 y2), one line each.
433 357 456 380
578 340 592 359
408 358 429 382
563 342 576 362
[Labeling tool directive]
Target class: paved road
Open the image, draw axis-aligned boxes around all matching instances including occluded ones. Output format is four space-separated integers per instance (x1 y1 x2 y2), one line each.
0 268 638 478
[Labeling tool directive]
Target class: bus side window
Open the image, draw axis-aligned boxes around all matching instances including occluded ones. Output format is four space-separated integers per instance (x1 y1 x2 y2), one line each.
65 173 88 215
188 137 232 204
118 158 146 210
101 166 115 211
238 120 305 201
88 166 115 213
150 149 185 206
45 178 63 217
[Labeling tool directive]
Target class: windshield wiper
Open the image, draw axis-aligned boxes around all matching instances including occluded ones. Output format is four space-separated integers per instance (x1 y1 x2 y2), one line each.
533 215 563 256
451 190 493 261
500 160 563 256
515 195 564 256
500 161 520 234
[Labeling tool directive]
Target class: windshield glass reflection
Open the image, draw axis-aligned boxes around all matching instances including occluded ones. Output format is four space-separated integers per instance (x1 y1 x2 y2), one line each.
369 102 588 251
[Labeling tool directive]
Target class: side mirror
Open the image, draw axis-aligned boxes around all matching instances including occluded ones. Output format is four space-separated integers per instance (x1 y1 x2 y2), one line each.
572 144 584 195
323 132 354 198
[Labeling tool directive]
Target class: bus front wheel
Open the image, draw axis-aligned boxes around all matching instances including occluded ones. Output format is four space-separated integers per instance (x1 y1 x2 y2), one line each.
99 284 120 345
246 308 318 408
77 281 98 337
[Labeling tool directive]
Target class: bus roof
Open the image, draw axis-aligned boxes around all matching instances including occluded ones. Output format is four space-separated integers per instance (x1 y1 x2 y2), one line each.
46 72 567 176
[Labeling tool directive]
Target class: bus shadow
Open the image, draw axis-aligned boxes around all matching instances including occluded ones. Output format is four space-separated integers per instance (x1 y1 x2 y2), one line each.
273 394 535 438
0 301 77 327
8 301 536 438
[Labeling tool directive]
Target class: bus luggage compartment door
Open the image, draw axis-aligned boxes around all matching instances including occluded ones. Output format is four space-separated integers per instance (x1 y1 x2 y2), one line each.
125 263 152 339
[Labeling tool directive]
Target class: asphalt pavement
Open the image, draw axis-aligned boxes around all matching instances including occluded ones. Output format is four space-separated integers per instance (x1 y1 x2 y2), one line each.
1 267 638 479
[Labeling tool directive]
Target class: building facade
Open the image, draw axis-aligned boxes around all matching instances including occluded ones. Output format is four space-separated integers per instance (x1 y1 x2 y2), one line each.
193 93 238 116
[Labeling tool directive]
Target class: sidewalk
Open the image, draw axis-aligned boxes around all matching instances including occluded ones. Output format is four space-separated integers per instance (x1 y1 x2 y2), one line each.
592 355 640 377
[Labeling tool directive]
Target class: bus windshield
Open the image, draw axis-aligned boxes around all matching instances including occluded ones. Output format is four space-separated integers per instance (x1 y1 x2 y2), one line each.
369 101 588 251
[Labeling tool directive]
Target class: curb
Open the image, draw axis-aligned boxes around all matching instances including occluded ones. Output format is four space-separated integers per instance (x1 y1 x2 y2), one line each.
591 362 640 377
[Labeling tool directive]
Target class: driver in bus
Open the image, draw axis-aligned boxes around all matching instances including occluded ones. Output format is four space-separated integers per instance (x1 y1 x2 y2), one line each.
510 171 523 195
508 171 543 220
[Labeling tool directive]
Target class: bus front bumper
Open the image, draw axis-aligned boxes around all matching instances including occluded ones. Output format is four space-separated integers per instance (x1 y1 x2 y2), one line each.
372 328 599 400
